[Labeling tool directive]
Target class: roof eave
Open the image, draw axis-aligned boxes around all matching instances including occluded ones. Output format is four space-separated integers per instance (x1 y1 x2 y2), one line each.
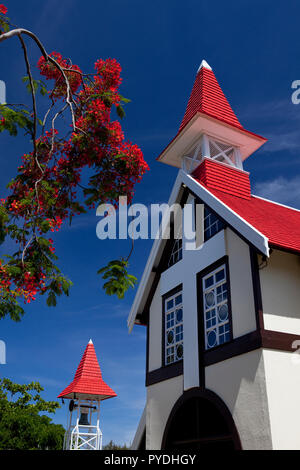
157 112 267 168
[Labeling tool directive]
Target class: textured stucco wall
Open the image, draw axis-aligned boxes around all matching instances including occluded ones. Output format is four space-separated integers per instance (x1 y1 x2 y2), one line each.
263 349 300 449
146 375 183 450
206 349 273 450
259 249 300 334
225 229 257 338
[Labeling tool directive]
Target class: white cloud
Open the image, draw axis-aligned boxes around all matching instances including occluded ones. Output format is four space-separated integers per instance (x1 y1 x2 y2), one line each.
254 176 300 209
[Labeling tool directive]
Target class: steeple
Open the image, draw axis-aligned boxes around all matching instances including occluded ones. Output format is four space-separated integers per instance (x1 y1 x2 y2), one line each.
157 60 266 173
58 340 116 450
58 339 116 400
179 60 242 133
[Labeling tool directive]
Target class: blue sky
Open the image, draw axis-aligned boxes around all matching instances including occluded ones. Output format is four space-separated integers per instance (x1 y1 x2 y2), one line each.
1 0 300 446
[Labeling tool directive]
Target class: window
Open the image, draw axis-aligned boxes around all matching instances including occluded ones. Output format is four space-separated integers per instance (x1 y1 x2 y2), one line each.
164 290 183 365
168 221 183 268
168 238 182 267
204 206 224 242
202 264 231 350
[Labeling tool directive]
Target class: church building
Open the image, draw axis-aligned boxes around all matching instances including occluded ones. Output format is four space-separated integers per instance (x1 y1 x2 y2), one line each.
128 60 300 450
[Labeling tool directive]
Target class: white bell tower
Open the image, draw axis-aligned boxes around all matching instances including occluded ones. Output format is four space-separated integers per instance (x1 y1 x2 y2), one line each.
157 60 266 174
58 339 117 450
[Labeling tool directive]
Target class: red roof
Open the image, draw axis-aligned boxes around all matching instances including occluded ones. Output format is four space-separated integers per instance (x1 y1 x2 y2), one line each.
179 63 243 133
192 160 300 254
193 158 251 200
58 340 117 400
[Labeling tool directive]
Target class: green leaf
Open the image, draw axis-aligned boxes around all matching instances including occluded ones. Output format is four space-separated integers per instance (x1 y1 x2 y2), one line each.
46 291 57 307
116 105 125 119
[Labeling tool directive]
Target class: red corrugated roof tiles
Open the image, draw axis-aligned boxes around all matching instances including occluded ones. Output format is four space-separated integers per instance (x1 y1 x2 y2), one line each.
192 160 300 254
58 341 117 400
179 65 243 132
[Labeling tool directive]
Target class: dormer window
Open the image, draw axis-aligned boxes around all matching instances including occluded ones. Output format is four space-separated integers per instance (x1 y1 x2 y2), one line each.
168 238 182 267
204 206 225 241
168 222 183 268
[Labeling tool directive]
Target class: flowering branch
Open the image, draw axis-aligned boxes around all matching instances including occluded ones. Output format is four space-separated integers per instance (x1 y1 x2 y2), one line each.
0 5 148 320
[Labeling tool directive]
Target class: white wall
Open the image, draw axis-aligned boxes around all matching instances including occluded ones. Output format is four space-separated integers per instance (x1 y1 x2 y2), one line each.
225 229 257 338
146 375 183 450
259 250 300 334
131 406 146 450
205 349 273 450
263 349 300 449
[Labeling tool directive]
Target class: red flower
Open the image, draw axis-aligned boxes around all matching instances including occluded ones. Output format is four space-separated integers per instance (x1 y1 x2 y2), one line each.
0 50 149 309
0 4 7 14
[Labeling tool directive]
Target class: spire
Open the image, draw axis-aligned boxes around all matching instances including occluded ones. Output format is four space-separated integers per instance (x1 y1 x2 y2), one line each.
58 340 117 400
197 59 212 72
179 61 242 133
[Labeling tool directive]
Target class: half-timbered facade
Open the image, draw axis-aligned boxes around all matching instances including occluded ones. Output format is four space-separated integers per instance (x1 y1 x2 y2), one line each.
128 60 300 450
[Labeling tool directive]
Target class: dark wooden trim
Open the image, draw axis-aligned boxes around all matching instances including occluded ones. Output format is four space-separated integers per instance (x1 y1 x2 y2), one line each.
249 247 264 331
145 313 150 384
162 283 183 300
146 361 183 386
145 283 184 387
201 328 300 366
140 268 162 324
261 329 300 352
269 243 300 257
161 387 242 450
137 185 189 324
137 430 146 450
160 186 190 274
196 264 206 389
204 330 262 366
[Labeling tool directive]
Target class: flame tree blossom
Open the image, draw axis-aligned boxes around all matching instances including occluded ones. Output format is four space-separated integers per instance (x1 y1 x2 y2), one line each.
0 5 148 320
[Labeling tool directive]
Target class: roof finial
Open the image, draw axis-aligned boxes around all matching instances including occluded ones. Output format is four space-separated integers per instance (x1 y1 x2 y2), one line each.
89 339 93 344
197 59 212 73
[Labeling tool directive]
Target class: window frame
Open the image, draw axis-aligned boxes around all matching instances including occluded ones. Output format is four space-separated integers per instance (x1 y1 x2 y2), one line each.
168 237 183 268
162 284 183 367
203 205 225 242
197 257 233 354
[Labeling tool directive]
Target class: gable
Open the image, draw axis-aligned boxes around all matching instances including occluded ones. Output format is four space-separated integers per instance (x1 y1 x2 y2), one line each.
128 169 269 332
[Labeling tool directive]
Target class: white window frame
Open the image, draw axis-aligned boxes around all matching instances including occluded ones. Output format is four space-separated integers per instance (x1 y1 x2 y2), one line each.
164 290 183 365
204 206 224 241
168 238 182 267
202 263 231 350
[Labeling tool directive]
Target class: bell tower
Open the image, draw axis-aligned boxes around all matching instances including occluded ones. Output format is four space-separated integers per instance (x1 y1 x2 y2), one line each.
157 60 267 175
58 339 116 451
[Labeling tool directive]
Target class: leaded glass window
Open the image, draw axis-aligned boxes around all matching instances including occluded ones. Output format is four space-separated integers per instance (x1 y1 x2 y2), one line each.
165 290 183 364
202 264 231 350
168 238 182 267
204 206 225 241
